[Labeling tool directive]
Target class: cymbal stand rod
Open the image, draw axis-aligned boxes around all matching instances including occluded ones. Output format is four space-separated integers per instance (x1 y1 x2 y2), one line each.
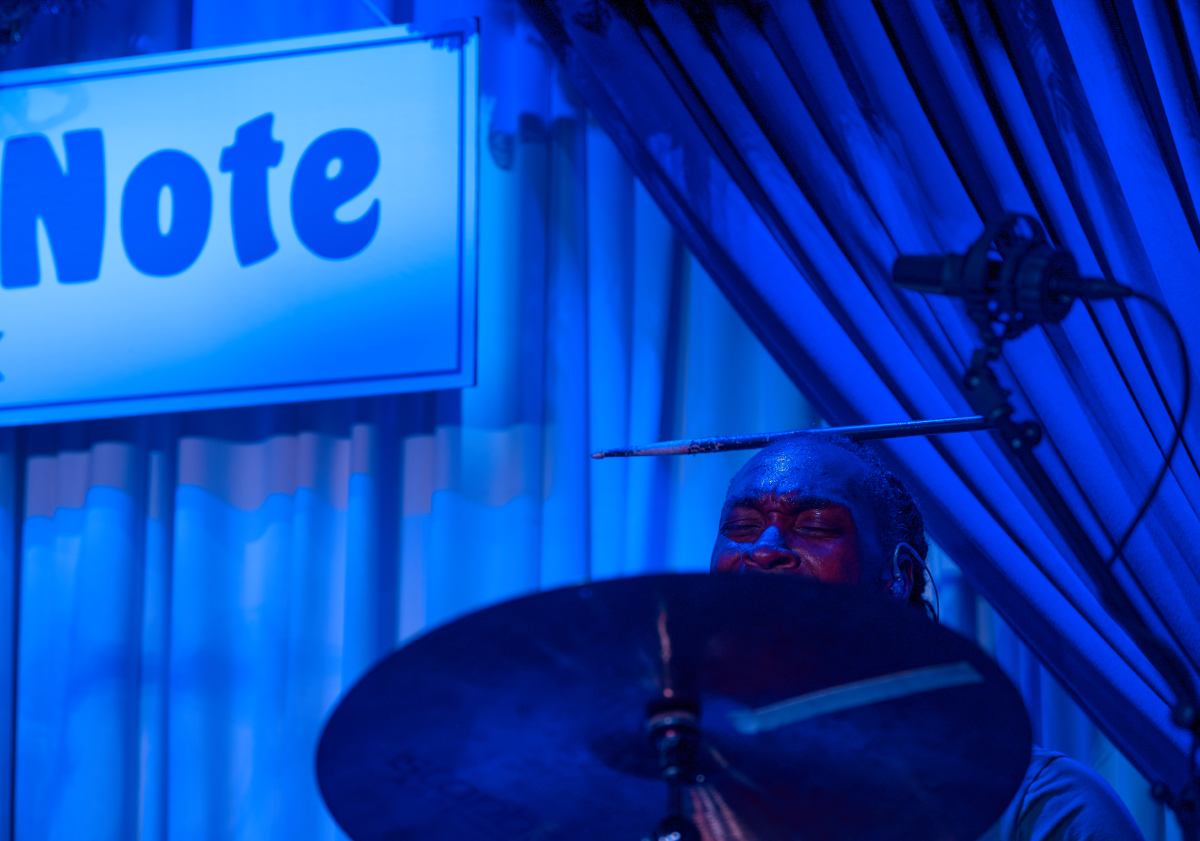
648 786 700 841
665 781 684 829
645 703 702 841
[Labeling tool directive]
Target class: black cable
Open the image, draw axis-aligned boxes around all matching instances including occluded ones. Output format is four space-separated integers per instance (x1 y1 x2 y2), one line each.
1103 290 1193 571
1080 286 1200 773
1071 287 1200 713
923 557 941 623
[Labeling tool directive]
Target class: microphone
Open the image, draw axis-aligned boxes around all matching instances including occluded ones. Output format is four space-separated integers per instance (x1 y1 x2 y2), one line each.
891 214 1130 329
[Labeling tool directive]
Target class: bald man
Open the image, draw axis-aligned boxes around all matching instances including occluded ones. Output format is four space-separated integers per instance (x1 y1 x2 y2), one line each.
710 436 1145 841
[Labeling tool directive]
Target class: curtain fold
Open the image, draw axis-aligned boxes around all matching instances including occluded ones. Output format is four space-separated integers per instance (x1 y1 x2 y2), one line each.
519 0 1200 793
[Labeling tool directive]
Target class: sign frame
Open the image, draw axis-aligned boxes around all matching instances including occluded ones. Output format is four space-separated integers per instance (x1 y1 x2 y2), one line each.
0 23 478 425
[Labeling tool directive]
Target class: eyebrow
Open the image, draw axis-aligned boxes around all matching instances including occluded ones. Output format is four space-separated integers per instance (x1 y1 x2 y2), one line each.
726 495 837 512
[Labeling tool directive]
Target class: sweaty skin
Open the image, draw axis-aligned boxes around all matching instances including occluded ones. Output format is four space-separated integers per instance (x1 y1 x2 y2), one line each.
709 439 895 591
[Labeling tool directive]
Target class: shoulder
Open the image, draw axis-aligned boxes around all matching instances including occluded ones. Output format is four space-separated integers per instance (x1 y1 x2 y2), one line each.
1005 747 1144 841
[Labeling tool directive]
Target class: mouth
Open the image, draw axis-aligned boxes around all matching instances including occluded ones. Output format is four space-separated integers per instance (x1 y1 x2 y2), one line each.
740 559 806 575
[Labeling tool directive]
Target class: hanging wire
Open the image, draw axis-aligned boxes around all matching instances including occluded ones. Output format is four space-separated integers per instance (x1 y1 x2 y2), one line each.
1060 286 1200 714
1103 290 1193 570
926 561 941 623
1080 287 1200 818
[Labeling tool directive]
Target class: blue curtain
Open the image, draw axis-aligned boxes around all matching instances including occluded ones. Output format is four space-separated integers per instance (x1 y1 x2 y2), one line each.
0 2 815 838
521 0 1200 811
0 0 1184 838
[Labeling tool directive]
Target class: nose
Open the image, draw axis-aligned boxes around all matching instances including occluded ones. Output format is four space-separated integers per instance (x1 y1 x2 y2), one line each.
748 525 795 570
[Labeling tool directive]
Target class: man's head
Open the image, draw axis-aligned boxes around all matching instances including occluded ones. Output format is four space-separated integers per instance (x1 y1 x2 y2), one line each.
709 436 930 611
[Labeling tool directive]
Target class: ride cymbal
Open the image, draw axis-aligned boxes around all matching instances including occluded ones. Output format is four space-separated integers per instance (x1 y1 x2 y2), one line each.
318 573 1030 840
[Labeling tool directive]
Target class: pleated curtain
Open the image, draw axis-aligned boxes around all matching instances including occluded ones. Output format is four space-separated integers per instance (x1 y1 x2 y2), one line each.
520 0 1200 800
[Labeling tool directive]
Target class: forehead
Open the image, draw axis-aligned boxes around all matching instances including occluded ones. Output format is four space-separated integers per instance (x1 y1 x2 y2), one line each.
725 441 873 509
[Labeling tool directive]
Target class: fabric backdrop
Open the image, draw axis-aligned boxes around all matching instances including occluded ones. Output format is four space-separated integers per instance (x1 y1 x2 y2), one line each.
520 0 1200 813
0 3 819 838
0 0 1183 839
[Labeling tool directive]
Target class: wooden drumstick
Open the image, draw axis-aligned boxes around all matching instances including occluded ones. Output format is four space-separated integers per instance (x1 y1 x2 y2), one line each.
591 416 990 459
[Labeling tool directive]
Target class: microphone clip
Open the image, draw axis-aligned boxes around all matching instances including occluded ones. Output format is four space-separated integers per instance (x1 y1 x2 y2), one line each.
892 213 1128 452
893 213 1131 342
962 213 1070 339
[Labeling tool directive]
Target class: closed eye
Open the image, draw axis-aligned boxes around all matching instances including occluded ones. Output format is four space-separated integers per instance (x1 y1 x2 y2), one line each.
793 525 840 537
721 521 762 540
791 510 845 536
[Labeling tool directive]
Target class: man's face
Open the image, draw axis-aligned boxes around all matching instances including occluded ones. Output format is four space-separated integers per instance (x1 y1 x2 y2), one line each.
709 439 886 584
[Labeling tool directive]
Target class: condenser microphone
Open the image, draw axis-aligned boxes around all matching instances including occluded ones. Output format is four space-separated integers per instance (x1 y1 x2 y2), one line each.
891 214 1130 327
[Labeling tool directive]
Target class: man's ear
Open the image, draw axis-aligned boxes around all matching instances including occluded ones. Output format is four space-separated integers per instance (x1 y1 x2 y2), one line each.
887 542 920 600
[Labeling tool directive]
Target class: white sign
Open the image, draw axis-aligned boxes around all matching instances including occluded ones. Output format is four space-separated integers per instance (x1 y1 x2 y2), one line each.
0 25 477 424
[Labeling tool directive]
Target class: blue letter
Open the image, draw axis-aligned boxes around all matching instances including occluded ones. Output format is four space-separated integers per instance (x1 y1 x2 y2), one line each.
220 113 284 267
290 129 379 260
0 130 105 288
121 150 212 277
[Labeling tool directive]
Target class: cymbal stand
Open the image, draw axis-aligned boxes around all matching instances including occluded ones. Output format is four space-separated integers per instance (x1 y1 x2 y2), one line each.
644 698 702 841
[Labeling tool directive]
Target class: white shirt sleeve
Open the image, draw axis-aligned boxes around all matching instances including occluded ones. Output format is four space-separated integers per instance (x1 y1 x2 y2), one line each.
988 748 1145 841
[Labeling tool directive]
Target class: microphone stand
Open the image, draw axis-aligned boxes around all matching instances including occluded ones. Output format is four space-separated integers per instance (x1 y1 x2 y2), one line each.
899 214 1200 838
964 318 1200 840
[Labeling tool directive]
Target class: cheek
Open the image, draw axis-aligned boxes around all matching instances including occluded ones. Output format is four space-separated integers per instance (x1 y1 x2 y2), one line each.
793 536 862 584
710 542 744 573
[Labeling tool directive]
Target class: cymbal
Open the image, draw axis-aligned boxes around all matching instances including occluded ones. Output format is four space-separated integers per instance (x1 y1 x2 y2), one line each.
317 573 1031 840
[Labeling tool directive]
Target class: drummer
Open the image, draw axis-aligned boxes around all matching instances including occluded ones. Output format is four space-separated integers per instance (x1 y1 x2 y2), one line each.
710 436 1145 841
